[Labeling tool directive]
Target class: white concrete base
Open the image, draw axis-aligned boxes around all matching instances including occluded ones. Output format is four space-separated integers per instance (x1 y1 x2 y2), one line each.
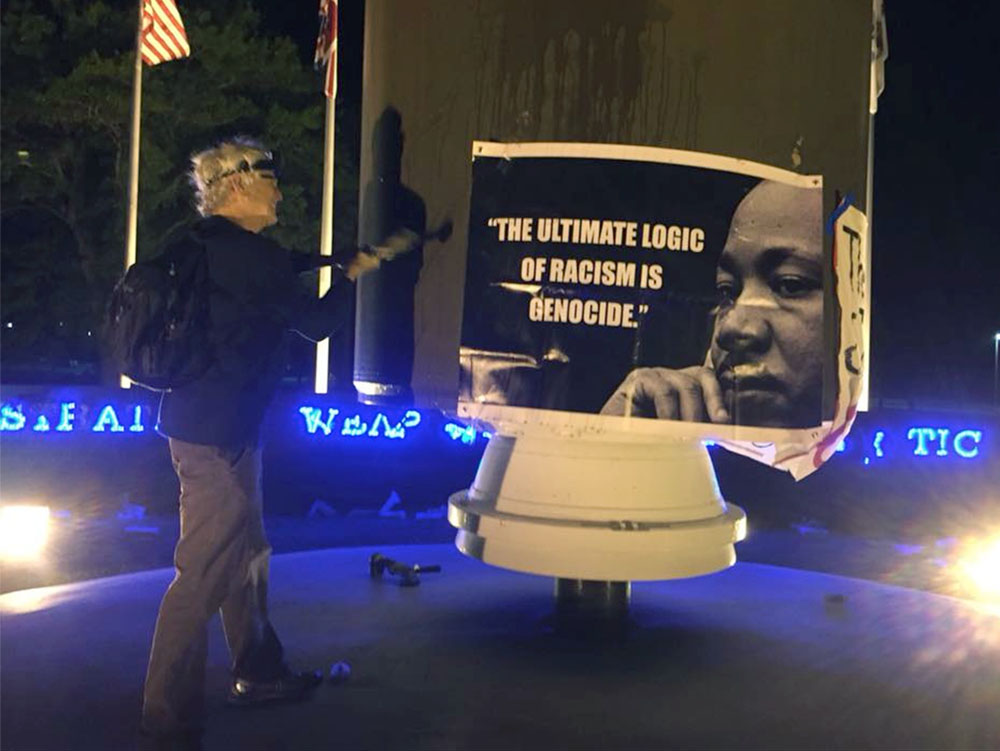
449 432 746 580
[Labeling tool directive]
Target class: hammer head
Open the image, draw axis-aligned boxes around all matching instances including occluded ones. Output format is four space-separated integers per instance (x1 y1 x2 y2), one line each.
369 553 388 577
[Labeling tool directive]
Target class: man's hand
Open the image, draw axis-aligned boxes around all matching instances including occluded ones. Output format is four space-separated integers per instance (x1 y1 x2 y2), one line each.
343 251 381 280
601 366 731 423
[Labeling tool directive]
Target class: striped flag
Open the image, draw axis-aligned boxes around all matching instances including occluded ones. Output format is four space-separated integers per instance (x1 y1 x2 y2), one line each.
140 0 191 66
314 0 338 98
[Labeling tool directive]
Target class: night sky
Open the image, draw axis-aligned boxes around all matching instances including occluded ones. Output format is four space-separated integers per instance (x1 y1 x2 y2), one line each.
268 0 1000 406
868 1 1000 405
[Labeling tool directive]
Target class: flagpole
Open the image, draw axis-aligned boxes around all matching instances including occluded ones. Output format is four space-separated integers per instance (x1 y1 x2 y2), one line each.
314 90 337 394
126 0 143 270
121 0 145 389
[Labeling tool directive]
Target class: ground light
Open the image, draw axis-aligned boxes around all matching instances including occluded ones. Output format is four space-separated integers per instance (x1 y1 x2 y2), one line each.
954 533 1000 605
0 505 51 561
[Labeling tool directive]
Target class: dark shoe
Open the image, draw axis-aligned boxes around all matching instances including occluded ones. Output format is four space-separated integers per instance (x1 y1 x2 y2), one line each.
227 668 323 707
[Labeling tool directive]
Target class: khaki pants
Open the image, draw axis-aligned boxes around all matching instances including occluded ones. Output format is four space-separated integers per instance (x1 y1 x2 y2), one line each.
142 439 284 733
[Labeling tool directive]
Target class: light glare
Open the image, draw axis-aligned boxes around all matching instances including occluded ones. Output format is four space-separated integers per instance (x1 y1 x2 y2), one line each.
955 536 1000 600
0 505 51 561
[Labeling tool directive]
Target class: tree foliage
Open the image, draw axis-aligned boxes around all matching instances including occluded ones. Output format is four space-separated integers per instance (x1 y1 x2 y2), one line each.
1 0 355 381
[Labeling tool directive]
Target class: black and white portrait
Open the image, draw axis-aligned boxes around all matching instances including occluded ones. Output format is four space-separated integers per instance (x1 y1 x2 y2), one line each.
601 180 823 429
460 141 826 434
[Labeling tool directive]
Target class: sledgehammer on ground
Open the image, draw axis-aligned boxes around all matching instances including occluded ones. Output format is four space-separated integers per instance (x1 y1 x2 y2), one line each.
369 553 441 587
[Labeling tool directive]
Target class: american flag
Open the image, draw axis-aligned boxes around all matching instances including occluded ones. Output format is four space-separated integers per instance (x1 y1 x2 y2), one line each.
140 0 190 66
314 0 338 98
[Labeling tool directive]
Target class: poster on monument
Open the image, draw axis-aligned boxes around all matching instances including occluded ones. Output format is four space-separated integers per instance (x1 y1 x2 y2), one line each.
459 142 863 475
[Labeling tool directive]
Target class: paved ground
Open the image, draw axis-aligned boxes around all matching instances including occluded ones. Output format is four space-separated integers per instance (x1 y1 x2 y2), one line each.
3 543 999 751
0 513 455 593
0 510 974 600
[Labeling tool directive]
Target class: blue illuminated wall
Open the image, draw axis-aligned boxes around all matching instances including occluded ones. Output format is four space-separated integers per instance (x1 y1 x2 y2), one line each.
0 386 490 517
1 401 148 434
264 397 488 514
1 385 996 536
1 394 989 464
824 424 989 464
708 410 998 538
0 387 177 515
0 396 490 447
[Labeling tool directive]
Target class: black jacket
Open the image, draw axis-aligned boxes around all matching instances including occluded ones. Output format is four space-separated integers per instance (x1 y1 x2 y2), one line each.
157 216 353 448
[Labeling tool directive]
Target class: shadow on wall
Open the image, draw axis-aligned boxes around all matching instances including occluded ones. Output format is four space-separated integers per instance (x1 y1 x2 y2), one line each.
354 107 427 406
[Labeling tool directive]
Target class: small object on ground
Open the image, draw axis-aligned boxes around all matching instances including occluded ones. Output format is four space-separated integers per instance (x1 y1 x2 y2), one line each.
117 500 147 521
793 518 828 536
329 661 352 683
307 500 337 519
415 504 447 520
123 525 160 535
369 552 441 587
824 593 848 615
378 490 406 519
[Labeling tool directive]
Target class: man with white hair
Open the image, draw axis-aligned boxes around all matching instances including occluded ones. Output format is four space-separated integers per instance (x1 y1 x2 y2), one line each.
141 137 378 749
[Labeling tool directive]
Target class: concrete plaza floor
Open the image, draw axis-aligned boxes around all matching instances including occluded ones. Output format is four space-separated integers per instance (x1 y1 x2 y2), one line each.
2 543 999 750
0 511 972 598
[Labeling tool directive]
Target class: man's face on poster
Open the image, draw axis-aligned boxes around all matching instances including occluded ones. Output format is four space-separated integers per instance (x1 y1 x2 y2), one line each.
709 180 824 428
